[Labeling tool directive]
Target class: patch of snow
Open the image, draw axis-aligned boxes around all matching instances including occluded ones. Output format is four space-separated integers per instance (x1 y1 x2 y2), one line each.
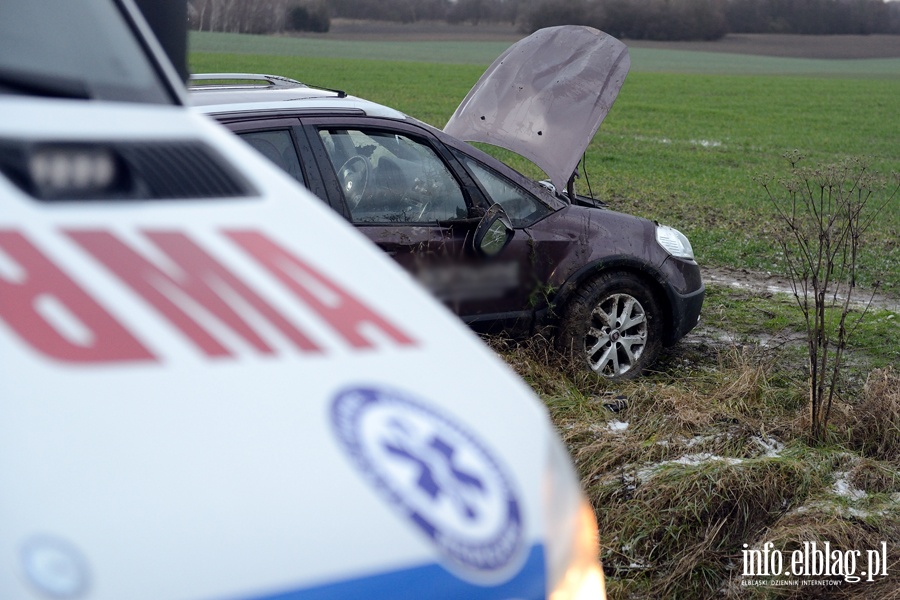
752 435 785 458
831 472 866 501
683 435 709 448
673 453 743 467
634 135 725 149
632 135 672 145
681 432 735 449
637 453 744 481
689 139 723 148
789 497 895 520
607 420 629 433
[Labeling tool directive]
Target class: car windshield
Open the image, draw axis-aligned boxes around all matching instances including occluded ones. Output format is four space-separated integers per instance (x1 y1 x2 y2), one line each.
0 0 172 104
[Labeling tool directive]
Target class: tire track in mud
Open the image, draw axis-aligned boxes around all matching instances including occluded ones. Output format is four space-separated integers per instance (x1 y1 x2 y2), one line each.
702 266 900 314
661 266 899 370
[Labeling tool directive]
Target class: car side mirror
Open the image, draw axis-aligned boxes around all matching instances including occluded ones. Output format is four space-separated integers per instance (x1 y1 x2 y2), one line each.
473 203 514 256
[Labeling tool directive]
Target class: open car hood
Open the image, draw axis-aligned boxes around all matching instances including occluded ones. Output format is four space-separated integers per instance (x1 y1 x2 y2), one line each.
444 26 630 192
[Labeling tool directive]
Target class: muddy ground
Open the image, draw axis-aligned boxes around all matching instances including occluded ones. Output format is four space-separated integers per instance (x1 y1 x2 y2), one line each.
704 265 900 313
658 266 899 386
321 19 900 59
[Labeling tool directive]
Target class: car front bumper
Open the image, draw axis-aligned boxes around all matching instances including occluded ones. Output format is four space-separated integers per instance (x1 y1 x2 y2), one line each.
660 256 705 345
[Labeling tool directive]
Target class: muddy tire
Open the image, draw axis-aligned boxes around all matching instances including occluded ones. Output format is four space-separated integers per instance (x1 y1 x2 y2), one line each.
558 271 663 379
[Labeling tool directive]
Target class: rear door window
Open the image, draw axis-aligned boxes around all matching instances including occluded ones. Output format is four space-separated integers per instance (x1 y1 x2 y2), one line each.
237 130 305 185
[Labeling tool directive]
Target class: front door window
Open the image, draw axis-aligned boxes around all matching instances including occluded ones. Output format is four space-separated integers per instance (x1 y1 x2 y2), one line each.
318 128 467 223
458 154 551 228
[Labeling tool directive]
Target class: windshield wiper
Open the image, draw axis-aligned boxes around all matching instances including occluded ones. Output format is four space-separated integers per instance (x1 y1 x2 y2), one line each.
0 67 90 100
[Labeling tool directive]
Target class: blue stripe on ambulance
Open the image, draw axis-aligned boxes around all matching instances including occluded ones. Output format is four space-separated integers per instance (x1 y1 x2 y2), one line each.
236 544 546 600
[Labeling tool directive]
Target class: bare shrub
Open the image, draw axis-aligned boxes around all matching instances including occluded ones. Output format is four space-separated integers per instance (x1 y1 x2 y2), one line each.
760 154 899 442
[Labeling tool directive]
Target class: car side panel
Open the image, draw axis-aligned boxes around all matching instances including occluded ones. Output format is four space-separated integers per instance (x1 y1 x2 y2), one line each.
532 205 703 343
299 117 544 321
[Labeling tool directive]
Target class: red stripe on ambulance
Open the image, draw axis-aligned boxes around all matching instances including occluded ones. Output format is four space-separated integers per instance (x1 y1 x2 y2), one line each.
67 230 322 358
0 229 415 363
0 231 155 363
225 230 415 350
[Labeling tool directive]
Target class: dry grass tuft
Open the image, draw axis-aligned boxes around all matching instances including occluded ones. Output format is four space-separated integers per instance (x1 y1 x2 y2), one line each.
848 367 900 463
742 505 900 599
484 334 610 400
486 333 900 599
849 459 900 495
600 457 816 598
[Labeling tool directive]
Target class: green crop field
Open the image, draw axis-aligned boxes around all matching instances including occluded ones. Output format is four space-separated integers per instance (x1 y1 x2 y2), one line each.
189 31 900 77
190 32 900 293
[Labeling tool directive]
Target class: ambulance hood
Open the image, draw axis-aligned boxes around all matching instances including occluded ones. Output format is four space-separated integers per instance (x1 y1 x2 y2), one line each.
0 98 569 599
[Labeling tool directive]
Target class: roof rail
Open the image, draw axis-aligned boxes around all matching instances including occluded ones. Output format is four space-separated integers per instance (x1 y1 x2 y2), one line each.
189 73 305 88
189 73 347 98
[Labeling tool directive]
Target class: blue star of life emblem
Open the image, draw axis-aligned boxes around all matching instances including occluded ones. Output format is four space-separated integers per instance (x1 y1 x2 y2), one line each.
330 385 525 580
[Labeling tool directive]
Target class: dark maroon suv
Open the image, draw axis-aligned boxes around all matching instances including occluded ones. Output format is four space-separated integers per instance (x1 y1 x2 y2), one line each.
191 26 704 378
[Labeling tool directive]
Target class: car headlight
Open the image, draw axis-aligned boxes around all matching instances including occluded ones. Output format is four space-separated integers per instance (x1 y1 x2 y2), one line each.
655 224 695 260
543 436 607 600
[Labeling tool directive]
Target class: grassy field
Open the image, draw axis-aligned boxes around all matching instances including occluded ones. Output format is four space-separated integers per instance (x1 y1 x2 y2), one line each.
190 30 900 75
190 33 900 293
189 32 900 598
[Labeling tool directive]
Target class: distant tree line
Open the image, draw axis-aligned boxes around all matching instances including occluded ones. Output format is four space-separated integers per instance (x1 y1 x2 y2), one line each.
188 0 900 39
725 0 896 34
523 0 898 39
525 0 729 40
188 0 330 33
326 0 523 25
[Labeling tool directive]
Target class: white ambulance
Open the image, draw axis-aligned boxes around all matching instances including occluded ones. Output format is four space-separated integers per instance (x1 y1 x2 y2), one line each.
0 1 605 598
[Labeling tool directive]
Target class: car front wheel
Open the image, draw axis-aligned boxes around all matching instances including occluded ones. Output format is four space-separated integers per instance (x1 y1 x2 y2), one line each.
558 271 663 379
